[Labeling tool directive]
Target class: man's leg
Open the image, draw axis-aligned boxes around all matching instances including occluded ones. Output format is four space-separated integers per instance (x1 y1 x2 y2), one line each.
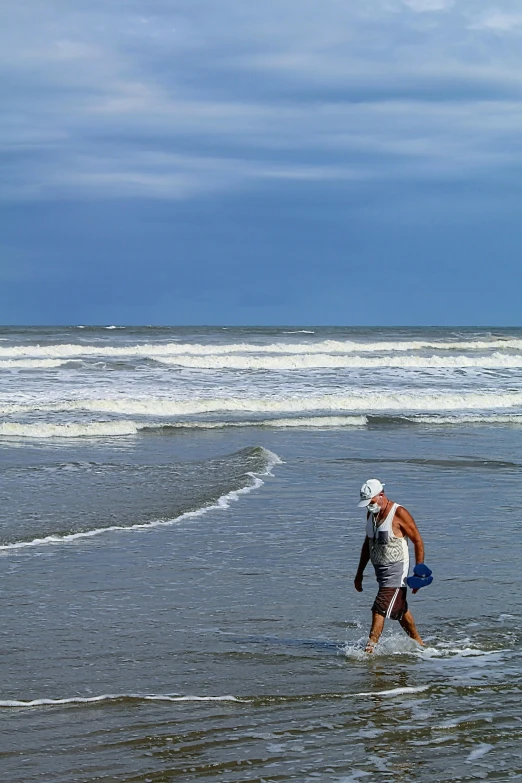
365 612 385 653
399 609 424 645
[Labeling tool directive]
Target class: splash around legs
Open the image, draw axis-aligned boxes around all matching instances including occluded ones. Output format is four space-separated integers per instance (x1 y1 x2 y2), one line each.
365 609 424 653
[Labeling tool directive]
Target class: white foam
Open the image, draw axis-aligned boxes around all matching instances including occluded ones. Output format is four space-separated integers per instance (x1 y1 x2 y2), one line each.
466 743 494 762
0 421 141 438
3 389 522 428
0 448 281 550
1 337 522 360
256 415 367 428
0 693 245 708
413 414 522 425
257 447 283 474
159 416 367 430
55 390 522 415
155 352 522 370
0 359 66 369
418 646 502 659
5 389 522 418
356 686 430 697
343 633 425 659
0 417 366 439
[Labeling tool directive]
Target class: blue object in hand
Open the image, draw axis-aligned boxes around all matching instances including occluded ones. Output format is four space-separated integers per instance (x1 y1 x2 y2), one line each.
406 563 433 590
413 563 432 579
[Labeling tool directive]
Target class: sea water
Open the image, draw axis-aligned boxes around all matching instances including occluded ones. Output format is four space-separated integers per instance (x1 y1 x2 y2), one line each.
0 326 521 782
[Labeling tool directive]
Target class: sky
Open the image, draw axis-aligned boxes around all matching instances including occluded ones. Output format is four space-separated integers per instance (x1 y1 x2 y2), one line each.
2 0 522 326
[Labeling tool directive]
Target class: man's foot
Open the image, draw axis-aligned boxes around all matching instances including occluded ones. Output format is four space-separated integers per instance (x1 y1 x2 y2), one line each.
365 640 376 654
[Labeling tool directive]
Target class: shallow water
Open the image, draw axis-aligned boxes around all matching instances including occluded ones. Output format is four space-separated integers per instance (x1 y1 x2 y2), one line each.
1 328 521 781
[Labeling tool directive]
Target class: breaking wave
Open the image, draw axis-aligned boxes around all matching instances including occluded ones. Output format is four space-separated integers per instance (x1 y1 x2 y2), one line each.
0 447 281 550
0 416 367 439
1 337 522 361
3 390 522 419
154 352 522 370
0 421 142 438
0 358 67 369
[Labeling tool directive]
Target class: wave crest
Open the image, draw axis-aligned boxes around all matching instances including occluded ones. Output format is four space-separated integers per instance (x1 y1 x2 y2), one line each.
0 446 281 550
2 337 522 361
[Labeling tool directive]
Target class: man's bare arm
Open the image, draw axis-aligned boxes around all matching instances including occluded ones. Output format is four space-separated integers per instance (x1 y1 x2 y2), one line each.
396 507 425 564
354 537 370 592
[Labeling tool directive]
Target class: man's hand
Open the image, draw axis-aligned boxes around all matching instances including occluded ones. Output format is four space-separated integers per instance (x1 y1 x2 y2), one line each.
354 574 363 592
407 563 432 595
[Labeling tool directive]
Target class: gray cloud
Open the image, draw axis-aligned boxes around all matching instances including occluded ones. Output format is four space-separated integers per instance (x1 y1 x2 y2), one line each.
402 0 454 11
3 0 522 200
469 10 522 31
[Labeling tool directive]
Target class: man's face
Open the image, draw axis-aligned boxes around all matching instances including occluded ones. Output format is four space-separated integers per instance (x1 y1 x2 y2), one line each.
371 491 385 510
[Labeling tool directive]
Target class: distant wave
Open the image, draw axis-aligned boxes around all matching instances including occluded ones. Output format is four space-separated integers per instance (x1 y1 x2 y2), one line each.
0 416 367 439
0 359 67 369
154 352 522 370
411 414 522 425
3 391 522 424
2 411 521 441
150 415 368 430
0 447 281 550
0 421 141 438
1 337 522 360
4 351 522 371
25 390 522 416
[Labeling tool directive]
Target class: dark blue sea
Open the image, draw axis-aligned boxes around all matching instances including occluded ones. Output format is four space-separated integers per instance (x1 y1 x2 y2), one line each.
1 326 521 782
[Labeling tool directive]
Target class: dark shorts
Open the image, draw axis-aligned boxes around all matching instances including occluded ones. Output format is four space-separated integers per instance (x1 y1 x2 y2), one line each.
372 587 408 621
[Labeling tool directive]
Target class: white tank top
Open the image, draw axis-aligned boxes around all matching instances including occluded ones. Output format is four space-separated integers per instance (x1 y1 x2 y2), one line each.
366 503 410 588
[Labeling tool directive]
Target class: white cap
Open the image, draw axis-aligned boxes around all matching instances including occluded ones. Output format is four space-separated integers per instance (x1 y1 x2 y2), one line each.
357 478 385 507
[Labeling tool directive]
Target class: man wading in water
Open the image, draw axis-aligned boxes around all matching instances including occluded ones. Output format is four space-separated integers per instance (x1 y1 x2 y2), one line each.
354 479 426 653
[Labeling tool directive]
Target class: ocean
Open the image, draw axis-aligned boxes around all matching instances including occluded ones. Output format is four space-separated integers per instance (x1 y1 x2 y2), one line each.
0 325 521 782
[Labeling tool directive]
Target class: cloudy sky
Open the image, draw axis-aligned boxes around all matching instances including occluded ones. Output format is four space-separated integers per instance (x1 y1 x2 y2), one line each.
2 0 522 325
